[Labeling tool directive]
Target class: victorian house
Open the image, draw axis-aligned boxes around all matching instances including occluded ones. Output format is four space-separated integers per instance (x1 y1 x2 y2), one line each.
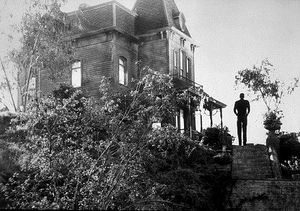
36 0 226 137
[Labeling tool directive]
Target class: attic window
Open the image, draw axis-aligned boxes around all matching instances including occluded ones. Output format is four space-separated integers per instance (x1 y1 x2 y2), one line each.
174 12 185 31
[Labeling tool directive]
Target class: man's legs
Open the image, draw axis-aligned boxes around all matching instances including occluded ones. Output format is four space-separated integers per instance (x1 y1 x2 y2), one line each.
237 119 242 146
242 119 247 146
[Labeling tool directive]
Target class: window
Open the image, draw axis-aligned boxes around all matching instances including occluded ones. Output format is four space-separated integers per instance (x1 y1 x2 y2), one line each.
173 51 178 71
175 109 185 133
179 109 185 133
186 58 191 79
72 61 81 88
119 57 127 85
179 50 184 76
180 37 186 46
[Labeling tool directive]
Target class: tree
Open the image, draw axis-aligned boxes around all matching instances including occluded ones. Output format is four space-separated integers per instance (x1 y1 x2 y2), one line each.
0 0 22 112
9 0 75 111
235 59 299 125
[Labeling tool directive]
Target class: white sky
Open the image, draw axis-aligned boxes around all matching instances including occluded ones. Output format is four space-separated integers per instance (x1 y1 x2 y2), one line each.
1 0 300 145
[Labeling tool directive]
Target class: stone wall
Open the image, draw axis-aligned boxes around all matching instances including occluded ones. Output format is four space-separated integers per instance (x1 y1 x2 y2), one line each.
232 144 273 180
227 144 300 210
227 179 300 211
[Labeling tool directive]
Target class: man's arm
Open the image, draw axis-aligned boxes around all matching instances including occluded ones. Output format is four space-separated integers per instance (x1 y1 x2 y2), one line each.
246 101 250 115
234 102 238 116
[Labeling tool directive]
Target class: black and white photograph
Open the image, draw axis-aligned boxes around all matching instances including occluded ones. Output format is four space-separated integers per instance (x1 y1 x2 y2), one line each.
0 0 300 210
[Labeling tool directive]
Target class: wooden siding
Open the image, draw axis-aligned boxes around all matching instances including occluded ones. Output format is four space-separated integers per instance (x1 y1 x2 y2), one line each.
138 38 169 74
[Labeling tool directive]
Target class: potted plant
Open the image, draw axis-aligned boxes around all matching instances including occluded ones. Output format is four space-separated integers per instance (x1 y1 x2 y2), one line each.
263 110 282 133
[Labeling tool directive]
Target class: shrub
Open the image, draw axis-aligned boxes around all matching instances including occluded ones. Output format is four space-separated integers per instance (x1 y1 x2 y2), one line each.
1 74 233 210
279 133 300 178
202 126 233 151
143 126 231 210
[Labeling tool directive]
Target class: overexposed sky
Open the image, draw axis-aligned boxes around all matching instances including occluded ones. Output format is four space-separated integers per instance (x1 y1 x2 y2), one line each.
1 0 300 145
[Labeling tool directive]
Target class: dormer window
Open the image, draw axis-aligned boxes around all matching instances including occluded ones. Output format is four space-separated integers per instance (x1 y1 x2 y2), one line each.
174 12 186 32
179 13 185 30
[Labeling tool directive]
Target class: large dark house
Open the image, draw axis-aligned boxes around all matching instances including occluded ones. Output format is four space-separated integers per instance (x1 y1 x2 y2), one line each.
35 0 226 136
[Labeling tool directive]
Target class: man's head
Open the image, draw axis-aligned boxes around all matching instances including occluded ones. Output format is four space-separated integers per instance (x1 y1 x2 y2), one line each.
240 93 244 99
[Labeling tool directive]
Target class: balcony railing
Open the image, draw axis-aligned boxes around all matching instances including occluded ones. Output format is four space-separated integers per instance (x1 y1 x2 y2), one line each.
171 73 203 96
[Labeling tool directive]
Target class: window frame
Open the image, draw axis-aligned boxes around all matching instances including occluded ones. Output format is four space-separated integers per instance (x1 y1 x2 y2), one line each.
173 50 178 73
186 57 191 79
118 57 128 86
179 109 185 133
71 61 82 88
179 50 184 76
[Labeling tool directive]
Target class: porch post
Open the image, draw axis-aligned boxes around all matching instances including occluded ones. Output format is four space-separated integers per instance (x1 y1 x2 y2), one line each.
200 112 203 132
209 104 213 127
220 108 223 128
189 93 192 138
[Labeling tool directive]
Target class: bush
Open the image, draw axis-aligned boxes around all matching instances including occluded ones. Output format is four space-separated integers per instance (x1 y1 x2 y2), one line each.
0 113 16 135
279 133 300 178
143 126 231 210
202 126 233 151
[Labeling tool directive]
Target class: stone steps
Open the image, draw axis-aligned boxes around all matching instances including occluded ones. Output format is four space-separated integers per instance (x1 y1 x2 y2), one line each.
232 144 274 179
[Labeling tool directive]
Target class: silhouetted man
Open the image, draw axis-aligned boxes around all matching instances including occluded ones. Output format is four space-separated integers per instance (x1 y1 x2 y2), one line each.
234 93 250 146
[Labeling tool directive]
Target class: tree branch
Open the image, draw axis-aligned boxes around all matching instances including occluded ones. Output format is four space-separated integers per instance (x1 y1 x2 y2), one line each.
0 58 17 112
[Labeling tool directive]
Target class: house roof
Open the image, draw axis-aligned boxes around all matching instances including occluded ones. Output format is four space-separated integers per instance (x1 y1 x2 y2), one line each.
133 0 191 37
67 0 191 38
67 1 136 37
203 92 227 110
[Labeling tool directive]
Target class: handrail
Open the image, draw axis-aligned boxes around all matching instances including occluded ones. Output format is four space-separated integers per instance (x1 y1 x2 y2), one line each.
171 73 203 90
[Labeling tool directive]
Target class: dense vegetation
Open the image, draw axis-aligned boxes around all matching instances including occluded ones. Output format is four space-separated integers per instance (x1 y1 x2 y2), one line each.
0 72 231 210
279 133 300 178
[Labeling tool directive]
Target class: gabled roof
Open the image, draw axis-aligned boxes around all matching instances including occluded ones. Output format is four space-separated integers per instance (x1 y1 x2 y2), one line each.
133 0 191 37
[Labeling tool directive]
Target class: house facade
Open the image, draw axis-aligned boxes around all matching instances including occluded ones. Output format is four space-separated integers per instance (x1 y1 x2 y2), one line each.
37 0 226 136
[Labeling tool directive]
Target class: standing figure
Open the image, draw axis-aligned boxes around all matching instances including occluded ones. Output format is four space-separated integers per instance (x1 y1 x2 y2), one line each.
234 93 250 146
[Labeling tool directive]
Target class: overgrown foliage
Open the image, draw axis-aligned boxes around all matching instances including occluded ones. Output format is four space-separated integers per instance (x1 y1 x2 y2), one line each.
279 133 300 178
0 72 231 210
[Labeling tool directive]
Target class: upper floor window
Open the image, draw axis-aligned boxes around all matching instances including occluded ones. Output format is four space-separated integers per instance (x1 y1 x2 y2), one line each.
119 57 127 85
72 61 81 88
186 58 191 79
179 50 184 76
173 51 178 70
180 37 186 47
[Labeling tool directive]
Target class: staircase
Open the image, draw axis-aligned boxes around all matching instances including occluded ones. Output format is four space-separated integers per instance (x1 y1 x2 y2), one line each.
231 144 274 179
